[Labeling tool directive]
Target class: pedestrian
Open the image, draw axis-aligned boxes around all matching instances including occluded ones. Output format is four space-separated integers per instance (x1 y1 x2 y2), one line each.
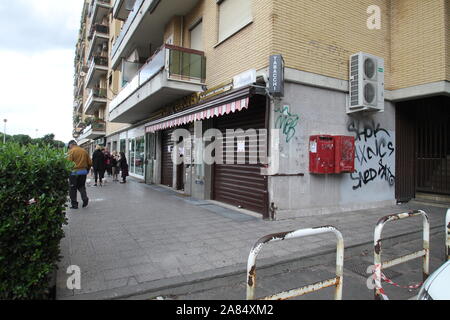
119 152 129 184
104 148 112 177
111 151 119 182
67 140 92 209
92 145 106 186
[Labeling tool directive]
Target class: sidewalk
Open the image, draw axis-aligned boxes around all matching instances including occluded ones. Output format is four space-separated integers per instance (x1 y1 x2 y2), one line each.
56 177 448 300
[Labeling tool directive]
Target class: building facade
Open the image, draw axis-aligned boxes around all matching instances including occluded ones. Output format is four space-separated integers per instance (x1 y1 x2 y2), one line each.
72 0 450 220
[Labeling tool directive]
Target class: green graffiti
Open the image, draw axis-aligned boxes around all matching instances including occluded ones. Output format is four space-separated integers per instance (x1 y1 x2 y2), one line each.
275 106 299 143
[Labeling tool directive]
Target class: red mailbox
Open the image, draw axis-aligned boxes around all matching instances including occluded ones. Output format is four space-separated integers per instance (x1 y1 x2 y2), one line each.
334 136 355 173
309 135 335 174
309 135 355 174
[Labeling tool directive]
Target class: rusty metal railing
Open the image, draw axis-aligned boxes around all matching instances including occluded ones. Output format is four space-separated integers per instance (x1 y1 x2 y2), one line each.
446 208 450 261
246 226 344 300
373 210 430 300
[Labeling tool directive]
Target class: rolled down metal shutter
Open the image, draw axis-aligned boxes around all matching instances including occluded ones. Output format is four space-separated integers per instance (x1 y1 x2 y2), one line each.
213 97 268 215
161 128 174 187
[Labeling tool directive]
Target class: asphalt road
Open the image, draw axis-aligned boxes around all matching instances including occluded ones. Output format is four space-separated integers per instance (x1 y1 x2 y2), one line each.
134 229 447 300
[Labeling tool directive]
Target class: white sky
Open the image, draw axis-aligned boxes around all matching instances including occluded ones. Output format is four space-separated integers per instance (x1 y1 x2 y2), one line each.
0 0 84 142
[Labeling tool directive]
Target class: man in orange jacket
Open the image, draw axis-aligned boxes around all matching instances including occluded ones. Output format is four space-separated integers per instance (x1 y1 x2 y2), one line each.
67 140 92 209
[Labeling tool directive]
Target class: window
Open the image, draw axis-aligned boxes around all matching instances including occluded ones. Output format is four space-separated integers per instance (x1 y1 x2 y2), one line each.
217 0 252 43
190 20 203 51
128 136 145 176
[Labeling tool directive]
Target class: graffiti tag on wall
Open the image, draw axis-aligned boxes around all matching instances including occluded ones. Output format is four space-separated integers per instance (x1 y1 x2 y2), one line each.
347 120 395 190
275 105 299 143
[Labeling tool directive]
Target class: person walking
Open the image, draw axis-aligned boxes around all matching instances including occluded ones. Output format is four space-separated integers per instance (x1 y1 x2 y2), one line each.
92 145 106 186
67 140 92 209
111 151 119 182
104 149 112 177
119 152 129 184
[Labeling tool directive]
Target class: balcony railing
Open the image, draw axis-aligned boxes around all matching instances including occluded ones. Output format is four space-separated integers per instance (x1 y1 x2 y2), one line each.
90 56 108 68
111 0 144 59
91 88 107 99
89 0 111 18
88 24 109 40
91 121 106 131
109 44 205 112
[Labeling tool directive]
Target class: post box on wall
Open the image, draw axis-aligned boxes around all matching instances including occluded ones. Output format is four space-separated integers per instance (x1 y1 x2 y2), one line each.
309 135 355 174
309 135 335 174
334 136 355 173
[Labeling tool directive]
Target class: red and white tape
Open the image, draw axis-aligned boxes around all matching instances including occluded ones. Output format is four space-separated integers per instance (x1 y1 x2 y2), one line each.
380 272 423 290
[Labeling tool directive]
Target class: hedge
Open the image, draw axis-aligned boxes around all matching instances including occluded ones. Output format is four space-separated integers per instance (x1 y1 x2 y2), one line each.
0 143 73 299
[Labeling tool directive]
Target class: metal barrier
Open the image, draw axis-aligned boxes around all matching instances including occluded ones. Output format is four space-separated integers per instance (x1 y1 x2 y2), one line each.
246 226 344 300
446 208 450 261
373 210 430 300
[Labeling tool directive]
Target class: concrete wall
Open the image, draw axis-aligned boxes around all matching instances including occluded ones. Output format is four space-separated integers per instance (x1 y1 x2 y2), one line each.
269 81 396 219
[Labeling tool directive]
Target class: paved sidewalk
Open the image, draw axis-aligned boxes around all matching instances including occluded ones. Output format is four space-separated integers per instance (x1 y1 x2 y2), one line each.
56 178 448 300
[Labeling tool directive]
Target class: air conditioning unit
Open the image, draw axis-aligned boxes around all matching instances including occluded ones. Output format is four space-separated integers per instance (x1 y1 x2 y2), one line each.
347 52 384 114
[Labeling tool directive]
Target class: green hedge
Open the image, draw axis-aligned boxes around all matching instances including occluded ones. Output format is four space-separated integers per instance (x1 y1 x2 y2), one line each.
0 143 73 299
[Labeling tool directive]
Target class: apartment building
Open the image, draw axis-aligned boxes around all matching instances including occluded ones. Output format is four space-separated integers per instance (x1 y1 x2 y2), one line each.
72 0 450 220
73 0 119 154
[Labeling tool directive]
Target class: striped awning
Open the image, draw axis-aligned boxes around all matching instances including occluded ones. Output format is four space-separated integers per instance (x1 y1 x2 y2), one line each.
145 97 250 133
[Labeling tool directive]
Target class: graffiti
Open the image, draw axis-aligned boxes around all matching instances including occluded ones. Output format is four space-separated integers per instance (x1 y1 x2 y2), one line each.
347 119 390 142
275 106 299 143
348 120 395 190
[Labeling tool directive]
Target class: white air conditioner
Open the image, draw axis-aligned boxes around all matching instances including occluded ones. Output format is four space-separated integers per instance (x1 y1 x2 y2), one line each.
347 52 384 114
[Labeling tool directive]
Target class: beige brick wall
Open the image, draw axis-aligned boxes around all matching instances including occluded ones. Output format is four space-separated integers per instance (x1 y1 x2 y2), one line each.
183 0 204 49
273 0 392 88
390 0 447 90
184 0 274 88
446 0 450 81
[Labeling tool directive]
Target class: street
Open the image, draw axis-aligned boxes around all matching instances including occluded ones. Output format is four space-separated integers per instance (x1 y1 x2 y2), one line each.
57 177 448 300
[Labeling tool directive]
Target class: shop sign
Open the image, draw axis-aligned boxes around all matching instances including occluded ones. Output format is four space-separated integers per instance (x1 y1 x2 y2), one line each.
269 54 285 97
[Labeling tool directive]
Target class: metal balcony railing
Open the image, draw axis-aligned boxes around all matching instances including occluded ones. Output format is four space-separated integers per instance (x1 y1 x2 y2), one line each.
111 0 144 58
109 44 205 111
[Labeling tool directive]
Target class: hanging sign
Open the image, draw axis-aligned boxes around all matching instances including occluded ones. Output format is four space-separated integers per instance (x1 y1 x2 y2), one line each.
269 54 285 97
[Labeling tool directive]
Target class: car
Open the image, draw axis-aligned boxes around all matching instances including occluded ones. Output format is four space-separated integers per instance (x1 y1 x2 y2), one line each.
417 260 450 300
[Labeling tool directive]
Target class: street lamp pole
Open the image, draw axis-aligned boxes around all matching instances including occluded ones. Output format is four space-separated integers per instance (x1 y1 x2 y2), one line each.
3 119 6 144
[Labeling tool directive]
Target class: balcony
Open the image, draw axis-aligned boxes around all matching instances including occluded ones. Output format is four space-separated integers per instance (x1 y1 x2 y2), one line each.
113 0 136 21
85 88 108 115
87 24 109 59
110 0 199 70
89 0 111 24
85 56 108 89
78 121 107 140
109 44 205 123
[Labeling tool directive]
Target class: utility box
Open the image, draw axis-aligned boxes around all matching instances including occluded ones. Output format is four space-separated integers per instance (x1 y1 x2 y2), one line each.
334 136 355 173
309 135 335 174
309 135 355 174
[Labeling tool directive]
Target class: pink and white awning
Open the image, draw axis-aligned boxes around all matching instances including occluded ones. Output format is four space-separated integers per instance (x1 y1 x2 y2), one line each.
145 97 249 133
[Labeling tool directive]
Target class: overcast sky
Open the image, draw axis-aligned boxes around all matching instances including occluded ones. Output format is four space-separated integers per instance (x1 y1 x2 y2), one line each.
0 0 84 142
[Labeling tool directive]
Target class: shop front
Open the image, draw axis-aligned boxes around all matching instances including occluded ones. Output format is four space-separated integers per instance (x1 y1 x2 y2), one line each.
145 85 270 217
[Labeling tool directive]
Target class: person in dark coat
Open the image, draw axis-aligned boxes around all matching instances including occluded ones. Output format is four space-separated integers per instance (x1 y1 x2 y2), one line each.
92 145 106 186
104 149 112 177
119 152 129 184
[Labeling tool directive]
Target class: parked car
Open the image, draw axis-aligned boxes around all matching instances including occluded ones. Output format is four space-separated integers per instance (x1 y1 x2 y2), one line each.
418 260 450 300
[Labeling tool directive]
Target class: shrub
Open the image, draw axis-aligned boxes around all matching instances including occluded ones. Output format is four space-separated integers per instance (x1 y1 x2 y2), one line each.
0 143 73 299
